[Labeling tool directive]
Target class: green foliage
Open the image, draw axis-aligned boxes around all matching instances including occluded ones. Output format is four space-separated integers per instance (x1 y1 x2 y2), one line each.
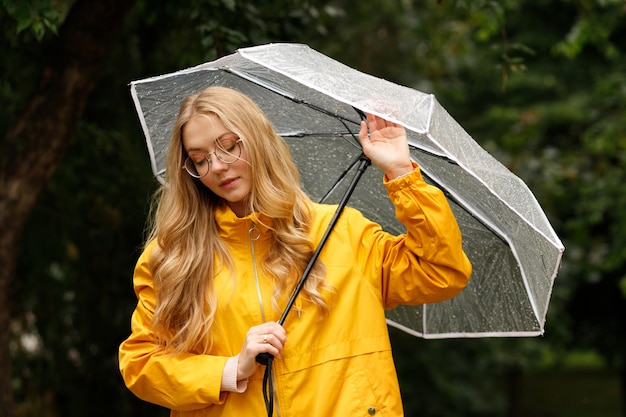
553 0 624 60
118 0 337 72
450 0 626 372
0 0 68 41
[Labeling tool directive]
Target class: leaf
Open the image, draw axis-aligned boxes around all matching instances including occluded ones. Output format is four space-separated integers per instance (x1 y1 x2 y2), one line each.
15 16 35 34
4 0 61 39
222 0 236 11
43 17 58 35
31 19 45 41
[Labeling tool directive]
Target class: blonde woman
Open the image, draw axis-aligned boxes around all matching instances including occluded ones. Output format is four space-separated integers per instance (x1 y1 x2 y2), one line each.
119 86 472 417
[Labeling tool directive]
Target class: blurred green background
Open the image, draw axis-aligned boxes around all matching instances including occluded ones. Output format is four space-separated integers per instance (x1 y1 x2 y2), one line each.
1 0 624 416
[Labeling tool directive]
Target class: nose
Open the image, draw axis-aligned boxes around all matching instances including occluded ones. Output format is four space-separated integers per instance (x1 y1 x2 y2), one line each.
210 155 229 172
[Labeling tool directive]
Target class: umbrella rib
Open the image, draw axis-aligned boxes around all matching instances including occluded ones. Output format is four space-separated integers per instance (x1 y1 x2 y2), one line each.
222 67 363 127
317 107 367 203
319 154 364 203
420 168 509 246
279 132 359 140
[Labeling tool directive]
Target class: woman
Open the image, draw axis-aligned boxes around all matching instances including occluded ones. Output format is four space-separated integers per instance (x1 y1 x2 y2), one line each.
119 86 472 416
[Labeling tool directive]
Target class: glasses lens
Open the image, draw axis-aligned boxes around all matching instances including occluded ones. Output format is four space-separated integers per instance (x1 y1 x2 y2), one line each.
183 136 241 178
184 156 209 178
215 137 241 163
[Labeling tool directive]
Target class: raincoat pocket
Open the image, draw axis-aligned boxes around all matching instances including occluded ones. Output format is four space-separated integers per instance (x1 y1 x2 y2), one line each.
346 369 385 416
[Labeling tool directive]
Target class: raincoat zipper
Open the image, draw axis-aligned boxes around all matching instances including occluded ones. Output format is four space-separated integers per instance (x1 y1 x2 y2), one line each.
248 221 281 417
248 222 266 323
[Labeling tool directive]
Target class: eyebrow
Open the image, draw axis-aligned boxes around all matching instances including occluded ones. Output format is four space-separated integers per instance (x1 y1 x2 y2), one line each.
184 132 236 153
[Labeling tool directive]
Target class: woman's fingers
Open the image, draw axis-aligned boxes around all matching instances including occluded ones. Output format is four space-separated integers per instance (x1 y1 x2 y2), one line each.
237 322 287 379
254 331 285 355
358 113 413 178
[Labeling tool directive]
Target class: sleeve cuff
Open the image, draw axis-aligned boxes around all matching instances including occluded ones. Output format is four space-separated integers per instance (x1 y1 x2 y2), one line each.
221 355 249 393
384 162 422 191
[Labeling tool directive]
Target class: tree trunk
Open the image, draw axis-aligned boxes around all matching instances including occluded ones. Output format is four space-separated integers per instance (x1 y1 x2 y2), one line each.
0 0 134 415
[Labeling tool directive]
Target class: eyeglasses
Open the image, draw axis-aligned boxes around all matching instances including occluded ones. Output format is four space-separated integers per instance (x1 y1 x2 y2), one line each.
182 135 243 178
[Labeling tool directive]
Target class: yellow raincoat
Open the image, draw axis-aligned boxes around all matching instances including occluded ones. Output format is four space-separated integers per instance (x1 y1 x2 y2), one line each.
119 166 472 416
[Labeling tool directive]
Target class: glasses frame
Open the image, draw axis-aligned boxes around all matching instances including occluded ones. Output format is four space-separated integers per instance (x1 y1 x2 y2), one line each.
182 137 243 178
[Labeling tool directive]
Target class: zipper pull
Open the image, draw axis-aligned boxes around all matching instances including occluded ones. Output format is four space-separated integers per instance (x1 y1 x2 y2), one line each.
248 222 261 241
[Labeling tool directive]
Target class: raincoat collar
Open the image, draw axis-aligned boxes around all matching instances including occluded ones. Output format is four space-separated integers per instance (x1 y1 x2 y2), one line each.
215 203 274 238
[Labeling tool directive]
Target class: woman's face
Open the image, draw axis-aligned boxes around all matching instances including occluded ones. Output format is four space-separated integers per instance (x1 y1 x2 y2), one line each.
182 114 252 217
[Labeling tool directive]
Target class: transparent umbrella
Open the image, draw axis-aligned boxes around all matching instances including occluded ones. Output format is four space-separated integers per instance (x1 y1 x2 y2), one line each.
130 43 564 338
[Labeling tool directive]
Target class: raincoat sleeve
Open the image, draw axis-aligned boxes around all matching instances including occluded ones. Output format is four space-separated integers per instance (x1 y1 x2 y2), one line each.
350 163 472 309
118 242 231 411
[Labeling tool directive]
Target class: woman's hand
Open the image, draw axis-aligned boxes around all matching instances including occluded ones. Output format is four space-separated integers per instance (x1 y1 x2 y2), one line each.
358 113 414 180
237 321 287 380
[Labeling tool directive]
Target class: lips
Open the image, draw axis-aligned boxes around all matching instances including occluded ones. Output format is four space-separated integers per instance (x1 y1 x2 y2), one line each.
219 177 238 188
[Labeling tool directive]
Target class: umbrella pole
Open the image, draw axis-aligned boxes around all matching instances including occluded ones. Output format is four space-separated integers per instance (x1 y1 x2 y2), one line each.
256 153 371 416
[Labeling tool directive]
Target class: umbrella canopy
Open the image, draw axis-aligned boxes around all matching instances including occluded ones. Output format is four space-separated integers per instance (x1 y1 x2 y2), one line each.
130 43 564 338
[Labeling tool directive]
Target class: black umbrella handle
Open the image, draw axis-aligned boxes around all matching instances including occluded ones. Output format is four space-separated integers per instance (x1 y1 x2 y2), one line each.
256 154 371 365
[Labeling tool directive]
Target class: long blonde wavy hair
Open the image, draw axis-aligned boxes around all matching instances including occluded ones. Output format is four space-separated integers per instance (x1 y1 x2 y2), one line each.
146 86 331 354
